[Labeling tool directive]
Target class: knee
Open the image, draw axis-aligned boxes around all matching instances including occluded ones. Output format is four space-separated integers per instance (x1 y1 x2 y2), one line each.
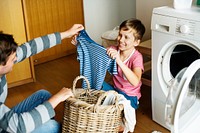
37 89 52 99
32 120 61 133
47 120 61 132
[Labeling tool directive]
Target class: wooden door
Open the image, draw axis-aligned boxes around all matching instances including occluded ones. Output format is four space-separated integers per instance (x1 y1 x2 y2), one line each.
0 0 34 88
22 0 84 65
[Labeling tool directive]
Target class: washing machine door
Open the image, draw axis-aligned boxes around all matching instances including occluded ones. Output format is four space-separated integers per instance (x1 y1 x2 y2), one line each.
165 59 200 133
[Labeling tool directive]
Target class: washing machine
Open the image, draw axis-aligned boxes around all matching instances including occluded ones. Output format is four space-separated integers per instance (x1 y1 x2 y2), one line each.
151 6 200 133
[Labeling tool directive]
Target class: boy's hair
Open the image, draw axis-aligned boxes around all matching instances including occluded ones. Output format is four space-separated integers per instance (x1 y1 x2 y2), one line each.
0 31 18 65
119 18 145 41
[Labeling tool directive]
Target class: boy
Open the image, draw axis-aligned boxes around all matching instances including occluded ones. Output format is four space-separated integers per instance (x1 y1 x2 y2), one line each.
102 18 145 109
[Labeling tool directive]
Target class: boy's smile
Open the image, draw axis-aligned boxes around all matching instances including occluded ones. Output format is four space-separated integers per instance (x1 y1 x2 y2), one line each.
117 29 139 52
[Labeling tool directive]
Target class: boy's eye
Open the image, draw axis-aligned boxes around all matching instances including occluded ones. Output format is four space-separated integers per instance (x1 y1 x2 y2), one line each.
125 36 129 39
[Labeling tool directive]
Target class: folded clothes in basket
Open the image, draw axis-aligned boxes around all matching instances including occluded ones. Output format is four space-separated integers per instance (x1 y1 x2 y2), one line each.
102 92 136 133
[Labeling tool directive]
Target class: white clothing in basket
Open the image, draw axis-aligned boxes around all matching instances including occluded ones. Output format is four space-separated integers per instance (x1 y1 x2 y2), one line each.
102 92 136 133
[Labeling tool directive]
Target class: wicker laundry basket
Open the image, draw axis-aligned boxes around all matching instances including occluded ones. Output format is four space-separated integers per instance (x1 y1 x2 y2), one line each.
62 76 123 133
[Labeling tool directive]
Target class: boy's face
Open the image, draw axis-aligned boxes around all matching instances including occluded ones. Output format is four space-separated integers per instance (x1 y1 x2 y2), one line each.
117 29 139 51
0 52 17 76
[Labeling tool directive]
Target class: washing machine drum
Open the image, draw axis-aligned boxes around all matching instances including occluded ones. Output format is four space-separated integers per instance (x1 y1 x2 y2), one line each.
170 45 199 77
165 59 200 133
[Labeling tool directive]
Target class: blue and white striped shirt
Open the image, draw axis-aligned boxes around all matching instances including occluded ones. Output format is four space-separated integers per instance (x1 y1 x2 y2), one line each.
0 32 61 133
76 30 117 90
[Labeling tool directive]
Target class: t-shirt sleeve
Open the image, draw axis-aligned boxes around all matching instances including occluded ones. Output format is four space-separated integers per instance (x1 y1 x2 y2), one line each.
131 51 144 72
16 32 61 63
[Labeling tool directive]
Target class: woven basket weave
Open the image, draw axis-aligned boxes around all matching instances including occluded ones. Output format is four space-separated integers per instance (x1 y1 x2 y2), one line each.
62 76 123 133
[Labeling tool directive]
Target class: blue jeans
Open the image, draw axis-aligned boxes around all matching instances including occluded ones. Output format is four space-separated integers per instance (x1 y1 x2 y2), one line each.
102 82 139 109
12 89 61 133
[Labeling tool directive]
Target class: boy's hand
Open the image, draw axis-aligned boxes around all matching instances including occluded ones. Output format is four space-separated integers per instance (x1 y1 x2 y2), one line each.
107 48 120 61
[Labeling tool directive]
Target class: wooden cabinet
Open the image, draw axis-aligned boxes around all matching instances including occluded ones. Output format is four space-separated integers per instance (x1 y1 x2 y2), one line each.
23 0 84 65
0 0 84 87
0 0 34 88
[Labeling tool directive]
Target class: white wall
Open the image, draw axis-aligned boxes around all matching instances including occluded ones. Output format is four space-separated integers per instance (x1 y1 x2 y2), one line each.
136 0 173 41
83 0 198 43
119 0 136 24
83 0 136 44
136 0 198 41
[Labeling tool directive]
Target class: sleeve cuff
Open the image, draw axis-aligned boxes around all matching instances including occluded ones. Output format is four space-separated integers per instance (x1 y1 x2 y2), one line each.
43 101 55 118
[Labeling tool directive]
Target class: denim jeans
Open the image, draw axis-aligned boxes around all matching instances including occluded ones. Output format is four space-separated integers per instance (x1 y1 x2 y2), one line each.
12 89 61 133
32 120 61 133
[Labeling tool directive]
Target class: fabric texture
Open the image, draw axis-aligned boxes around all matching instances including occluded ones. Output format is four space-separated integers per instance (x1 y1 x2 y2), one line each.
0 32 61 133
76 30 117 90
102 92 136 133
12 90 60 133
12 90 51 113
31 120 61 133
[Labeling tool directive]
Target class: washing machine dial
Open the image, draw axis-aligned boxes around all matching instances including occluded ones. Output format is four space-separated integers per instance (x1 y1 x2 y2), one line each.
179 25 190 34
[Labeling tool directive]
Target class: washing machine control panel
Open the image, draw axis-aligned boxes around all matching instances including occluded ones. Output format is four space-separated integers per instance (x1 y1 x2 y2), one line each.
176 18 200 40
179 25 190 34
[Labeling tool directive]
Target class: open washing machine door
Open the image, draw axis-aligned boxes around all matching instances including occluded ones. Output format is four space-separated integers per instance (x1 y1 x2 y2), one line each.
165 59 200 133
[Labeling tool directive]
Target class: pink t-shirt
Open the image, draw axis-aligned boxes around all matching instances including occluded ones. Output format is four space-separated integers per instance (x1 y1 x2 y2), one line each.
111 46 144 99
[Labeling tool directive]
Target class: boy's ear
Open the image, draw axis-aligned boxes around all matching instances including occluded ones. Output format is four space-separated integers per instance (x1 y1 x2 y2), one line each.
134 39 140 46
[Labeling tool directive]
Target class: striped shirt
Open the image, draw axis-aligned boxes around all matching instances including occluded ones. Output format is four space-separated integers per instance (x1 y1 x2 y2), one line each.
76 30 117 90
0 32 61 133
